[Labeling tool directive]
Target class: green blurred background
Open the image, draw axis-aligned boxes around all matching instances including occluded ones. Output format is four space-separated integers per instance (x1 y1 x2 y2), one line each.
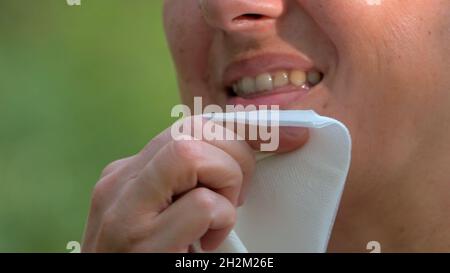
0 0 179 252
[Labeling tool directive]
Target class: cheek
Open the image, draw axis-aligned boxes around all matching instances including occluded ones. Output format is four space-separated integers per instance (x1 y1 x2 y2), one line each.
300 0 432 69
298 1 445 175
302 0 436 114
163 0 214 104
299 0 393 60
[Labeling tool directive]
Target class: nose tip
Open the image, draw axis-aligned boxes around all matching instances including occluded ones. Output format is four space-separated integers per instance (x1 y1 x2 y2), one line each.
199 0 284 32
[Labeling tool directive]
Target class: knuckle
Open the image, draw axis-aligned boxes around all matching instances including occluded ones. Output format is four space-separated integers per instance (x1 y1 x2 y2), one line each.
100 162 119 178
91 178 114 211
191 188 217 215
170 139 204 163
101 208 118 227
100 157 130 178
141 135 166 156
191 188 236 227
93 175 116 195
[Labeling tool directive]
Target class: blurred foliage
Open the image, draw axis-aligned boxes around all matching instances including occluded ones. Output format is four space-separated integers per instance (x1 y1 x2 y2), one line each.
0 0 179 252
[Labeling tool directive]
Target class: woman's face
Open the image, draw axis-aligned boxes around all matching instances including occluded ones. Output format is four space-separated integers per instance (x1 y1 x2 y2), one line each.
163 0 450 204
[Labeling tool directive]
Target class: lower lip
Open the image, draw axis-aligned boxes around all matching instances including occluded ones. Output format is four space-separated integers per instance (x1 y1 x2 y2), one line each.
227 87 310 108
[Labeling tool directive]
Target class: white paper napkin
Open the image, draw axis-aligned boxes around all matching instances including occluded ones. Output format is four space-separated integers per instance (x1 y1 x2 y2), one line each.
194 110 352 253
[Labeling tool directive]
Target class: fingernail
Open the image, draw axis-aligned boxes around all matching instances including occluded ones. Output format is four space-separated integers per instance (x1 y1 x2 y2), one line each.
281 126 308 137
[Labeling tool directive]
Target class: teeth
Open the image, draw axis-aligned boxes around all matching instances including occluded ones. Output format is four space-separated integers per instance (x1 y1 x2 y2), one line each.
307 71 322 85
273 71 289 88
238 77 256 94
290 70 306 86
232 70 322 96
255 73 273 92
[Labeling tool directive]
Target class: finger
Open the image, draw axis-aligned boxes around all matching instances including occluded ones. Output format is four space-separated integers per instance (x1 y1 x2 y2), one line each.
247 126 310 153
135 187 235 252
84 155 137 245
191 122 255 206
118 137 244 214
121 116 254 184
100 156 135 178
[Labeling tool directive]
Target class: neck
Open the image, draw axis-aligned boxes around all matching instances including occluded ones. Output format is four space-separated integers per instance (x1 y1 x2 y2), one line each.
328 139 450 252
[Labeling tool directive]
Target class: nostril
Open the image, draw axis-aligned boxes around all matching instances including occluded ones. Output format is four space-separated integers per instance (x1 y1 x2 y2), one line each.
233 13 268 22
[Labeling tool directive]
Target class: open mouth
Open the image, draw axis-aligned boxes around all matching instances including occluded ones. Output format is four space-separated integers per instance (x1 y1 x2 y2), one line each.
227 69 323 98
222 54 324 105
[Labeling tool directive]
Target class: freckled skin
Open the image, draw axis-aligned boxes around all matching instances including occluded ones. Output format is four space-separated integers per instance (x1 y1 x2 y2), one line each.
163 0 450 251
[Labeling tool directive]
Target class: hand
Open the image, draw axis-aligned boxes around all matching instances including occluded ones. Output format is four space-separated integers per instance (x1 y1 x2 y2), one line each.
82 117 257 252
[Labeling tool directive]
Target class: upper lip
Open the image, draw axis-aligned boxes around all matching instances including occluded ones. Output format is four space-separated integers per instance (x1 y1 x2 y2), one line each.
222 53 316 89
